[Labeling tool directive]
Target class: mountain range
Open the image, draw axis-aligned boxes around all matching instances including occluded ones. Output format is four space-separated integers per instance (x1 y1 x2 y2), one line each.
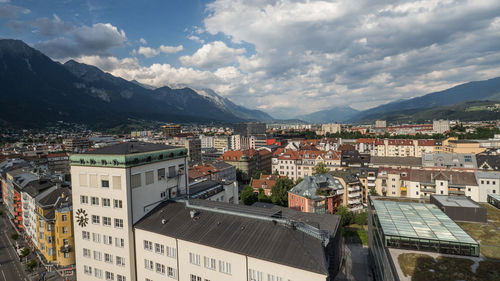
298 77 500 123
0 39 272 128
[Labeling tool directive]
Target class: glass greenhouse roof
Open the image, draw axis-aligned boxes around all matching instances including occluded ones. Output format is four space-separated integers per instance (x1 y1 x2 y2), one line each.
373 200 477 244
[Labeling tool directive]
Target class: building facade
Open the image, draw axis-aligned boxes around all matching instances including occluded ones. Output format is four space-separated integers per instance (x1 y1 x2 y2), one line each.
71 142 188 281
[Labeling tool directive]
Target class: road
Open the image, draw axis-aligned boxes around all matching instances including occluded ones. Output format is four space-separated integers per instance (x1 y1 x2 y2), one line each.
0 211 29 281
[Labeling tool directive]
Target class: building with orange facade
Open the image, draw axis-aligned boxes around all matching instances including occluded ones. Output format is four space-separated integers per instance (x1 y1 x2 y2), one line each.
288 174 344 214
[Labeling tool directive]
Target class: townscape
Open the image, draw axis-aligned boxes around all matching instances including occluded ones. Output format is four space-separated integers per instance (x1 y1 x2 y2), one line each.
1 119 499 281
1 1 500 281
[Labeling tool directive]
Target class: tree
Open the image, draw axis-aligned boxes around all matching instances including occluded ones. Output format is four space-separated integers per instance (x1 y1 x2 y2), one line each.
21 248 30 257
271 178 295 206
369 188 379 196
312 162 329 175
354 212 368 225
236 168 245 182
257 188 272 203
241 186 257 205
11 233 18 240
335 206 353 226
26 259 37 271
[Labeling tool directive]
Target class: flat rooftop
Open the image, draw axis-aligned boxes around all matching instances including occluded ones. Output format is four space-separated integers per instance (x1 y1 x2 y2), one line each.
85 141 177 155
431 195 483 208
373 200 477 244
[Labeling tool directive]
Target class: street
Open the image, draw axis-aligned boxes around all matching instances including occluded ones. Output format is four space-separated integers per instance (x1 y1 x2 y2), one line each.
0 212 29 281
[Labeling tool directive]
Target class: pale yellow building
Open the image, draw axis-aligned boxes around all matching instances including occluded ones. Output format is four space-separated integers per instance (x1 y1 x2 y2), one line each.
440 137 487 154
36 187 75 274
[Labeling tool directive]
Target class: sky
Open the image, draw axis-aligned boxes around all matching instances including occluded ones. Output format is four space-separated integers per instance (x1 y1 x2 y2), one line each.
1 0 500 119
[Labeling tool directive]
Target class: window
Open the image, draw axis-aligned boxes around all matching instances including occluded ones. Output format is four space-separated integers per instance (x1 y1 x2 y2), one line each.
144 259 154 270
158 168 166 180
144 240 153 251
189 252 200 265
116 256 125 266
115 237 124 248
249 269 263 281
104 235 113 245
83 248 91 257
89 174 97 187
84 265 92 275
219 261 231 275
101 180 109 188
104 253 113 263
102 198 110 207
131 174 141 188
91 197 99 206
204 256 216 270
113 199 123 209
62 227 68 234
105 271 114 281
94 251 102 261
103 217 111 226
48 248 55 256
115 218 123 228
79 174 88 187
94 268 102 278
156 263 165 274
481 180 485 184
117 275 126 281
168 166 176 177
167 267 176 278
80 195 89 204
112 176 121 190
93 233 101 243
64 252 70 258
155 243 164 254
82 231 90 240
62 215 68 221
190 275 202 281
146 171 154 185
166 246 176 258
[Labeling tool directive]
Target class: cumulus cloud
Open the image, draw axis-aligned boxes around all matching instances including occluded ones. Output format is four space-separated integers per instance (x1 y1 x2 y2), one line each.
132 44 183 58
35 22 127 59
179 41 245 68
139 38 147 45
198 0 500 117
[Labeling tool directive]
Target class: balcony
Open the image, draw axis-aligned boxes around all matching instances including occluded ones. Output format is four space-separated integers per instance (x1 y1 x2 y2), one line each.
60 245 71 253
348 186 361 192
350 205 364 212
349 199 361 205
449 189 465 195
400 187 407 192
336 190 345 195
367 176 376 181
367 182 376 187
348 192 361 198
421 187 436 193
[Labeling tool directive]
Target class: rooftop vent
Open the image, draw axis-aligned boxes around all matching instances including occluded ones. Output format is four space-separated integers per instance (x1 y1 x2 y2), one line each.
190 210 200 219
161 219 167 224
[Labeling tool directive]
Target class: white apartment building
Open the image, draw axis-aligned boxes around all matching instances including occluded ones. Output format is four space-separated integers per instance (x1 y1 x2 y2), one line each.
134 200 341 281
433 120 450 134
188 180 239 204
272 149 341 182
71 142 188 281
21 182 56 246
473 171 500 202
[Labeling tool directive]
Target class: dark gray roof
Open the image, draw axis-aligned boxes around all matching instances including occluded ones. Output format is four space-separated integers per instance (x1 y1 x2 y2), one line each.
22 179 55 197
430 195 484 208
38 187 71 207
289 174 344 199
135 200 339 275
85 141 176 155
188 180 221 195
370 156 422 167
477 155 500 171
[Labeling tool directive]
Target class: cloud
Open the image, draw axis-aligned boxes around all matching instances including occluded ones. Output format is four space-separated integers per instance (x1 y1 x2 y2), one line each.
197 0 500 117
35 22 127 59
31 14 74 37
188 35 204 44
179 41 245 68
0 4 30 18
132 44 183 58
139 38 147 45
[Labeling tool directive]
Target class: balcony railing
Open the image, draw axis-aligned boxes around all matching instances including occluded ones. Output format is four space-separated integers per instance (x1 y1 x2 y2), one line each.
348 187 361 192
348 192 361 198
367 176 376 181
349 199 361 205
367 182 376 187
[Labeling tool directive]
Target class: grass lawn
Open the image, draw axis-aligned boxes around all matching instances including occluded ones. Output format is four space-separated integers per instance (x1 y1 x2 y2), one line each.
342 224 368 246
483 203 500 227
398 253 500 281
